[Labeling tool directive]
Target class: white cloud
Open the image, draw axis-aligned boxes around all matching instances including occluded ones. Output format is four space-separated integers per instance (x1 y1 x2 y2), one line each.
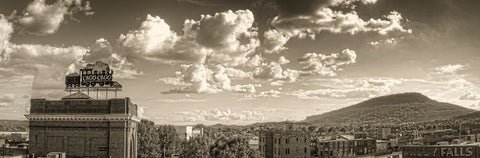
369 37 403 46
118 14 184 61
118 10 260 66
291 87 389 99
263 29 289 53
161 64 231 94
277 56 290 65
298 49 357 76
160 64 253 94
253 61 299 84
232 84 257 93
175 108 264 122
17 0 94 35
459 91 480 100
271 9 411 39
1 43 87 98
244 54 264 67
0 15 13 52
292 77 402 99
331 0 378 6
246 89 282 98
434 64 465 75
158 77 192 86
84 38 143 79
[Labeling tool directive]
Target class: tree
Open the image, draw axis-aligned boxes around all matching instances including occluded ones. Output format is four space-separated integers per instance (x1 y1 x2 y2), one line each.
181 136 211 158
209 135 250 158
138 119 160 158
157 125 180 157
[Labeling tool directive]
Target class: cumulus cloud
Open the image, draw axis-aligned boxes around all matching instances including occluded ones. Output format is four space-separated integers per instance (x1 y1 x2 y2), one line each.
369 37 403 46
271 9 411 39
119 10 260 66
160 64 253 94
292 87 387 99
277 56 290 65
260 0 410 56
232 84 257 93
244 54 264 67
459 91 480 100
0 15 13 52
298 49 356 76
17 0 94 35
161 64 228 94
253 61 299 84
246 89 282 98
118 14 184 62
263 29 289 53
434 64 465 75
83 38 143 79
1 43 87 98
292 77 402 99
175 108 264 122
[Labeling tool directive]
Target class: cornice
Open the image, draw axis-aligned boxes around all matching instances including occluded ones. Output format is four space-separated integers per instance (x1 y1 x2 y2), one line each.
25 114 141 122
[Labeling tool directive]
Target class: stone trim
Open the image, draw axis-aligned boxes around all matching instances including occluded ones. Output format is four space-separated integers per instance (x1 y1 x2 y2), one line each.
25 114 141 122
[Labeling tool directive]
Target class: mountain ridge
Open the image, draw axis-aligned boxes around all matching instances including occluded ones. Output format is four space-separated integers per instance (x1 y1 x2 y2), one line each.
304 92 476 125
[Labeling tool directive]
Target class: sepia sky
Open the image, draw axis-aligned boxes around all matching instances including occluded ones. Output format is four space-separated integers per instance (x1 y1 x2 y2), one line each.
0 0 479 125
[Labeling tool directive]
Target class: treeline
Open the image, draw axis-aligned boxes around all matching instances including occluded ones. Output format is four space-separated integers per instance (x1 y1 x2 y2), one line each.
137 119 259 158
0 120 28 132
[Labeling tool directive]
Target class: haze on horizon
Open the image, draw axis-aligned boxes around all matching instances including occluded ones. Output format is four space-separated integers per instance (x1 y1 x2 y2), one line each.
0 0 479 125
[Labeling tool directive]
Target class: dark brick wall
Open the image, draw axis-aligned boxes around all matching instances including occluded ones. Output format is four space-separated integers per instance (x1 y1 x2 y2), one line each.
260 131 311 158
28 98 139 158
29 120 137 158
30 98 138 117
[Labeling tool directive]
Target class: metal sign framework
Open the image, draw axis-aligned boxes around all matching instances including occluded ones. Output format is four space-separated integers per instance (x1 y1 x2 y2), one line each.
64 61 123 99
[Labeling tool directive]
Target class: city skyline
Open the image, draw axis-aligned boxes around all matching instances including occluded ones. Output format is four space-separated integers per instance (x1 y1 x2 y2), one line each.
0 0 479 125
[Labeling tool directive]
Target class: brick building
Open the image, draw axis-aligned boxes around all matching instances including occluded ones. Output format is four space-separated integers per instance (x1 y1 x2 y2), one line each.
259 129 311 158
315 134 376 157
25 92 140 158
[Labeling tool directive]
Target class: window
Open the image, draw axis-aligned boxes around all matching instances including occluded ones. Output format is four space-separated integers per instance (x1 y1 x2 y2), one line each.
304 147 307 153
297 137 299 141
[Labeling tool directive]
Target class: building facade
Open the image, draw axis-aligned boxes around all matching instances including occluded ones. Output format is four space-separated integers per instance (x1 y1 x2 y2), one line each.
175 125 204 141
401 145 480 158
315 134 376 158
25 92 140 158
259 130 311 158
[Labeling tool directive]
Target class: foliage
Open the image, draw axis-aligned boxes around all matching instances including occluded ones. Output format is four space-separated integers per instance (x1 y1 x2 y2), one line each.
138 119 161 158
305 93 475 126
157 125 181 157
181 136 211 158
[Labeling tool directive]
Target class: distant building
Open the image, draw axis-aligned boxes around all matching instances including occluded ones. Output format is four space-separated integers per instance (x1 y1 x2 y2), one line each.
377 128 392 140
0 132 28 141
401 144 479 158
414 129 458 145
315 134 376 157
175 125 203 141
249 136 259 150
259 129 311 158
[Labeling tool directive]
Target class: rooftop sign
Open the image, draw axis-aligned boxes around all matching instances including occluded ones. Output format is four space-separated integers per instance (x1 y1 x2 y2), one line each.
65 61 122 90
402 145 477 158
